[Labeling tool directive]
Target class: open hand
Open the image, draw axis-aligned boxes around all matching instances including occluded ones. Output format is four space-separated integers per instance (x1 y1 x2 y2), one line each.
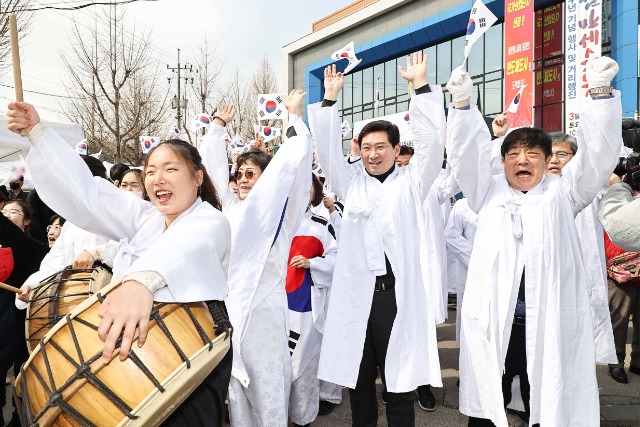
398 51 428 88
97 280 154 363
215 105 236 126
324 64 344 101
283 88 306 117
250 133 267 153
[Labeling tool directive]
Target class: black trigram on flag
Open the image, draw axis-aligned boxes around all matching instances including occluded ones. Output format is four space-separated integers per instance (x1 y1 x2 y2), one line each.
259 110 265 117
259 96 266 104
471 7 477 13
479 17 486 27
275 95 283 103
289 330 300 356
276 110 283 117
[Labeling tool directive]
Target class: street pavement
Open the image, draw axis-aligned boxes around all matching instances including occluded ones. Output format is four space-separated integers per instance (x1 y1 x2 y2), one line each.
4 307 640 426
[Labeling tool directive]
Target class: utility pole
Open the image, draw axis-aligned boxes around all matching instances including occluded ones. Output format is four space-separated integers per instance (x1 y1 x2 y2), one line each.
167 48 194 130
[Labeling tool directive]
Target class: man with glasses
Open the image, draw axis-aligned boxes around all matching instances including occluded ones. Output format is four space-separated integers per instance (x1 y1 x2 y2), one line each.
310 52 444 427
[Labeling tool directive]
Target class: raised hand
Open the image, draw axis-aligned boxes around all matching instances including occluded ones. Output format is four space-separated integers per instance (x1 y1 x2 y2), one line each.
324 64 344 101
492 112 509 137
350 136 361 157
6 101 41 135
398 51 428 88
283 88 307 117
250 133 267 153
446 66 473 103
215 105 236 126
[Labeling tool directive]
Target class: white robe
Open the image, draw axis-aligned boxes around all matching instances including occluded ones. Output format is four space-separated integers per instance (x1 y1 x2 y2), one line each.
447 93 622 426
575 195 617 364
201 117 314 426
25 126 231 304
312 86 444 393
444 198 477 342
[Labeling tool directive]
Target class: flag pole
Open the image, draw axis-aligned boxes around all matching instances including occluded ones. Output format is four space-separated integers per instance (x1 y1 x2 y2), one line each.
9 13 26 137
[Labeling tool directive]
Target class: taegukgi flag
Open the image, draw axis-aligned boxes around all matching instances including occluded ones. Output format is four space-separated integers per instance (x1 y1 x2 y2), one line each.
257 93 286 121
341 121 352 137
507 84 527 114
331 41 362 75
75 139 88 155
192 113 212 132
463 0 498 61
169 125 184 140
140 136 161 154
254 125 281 143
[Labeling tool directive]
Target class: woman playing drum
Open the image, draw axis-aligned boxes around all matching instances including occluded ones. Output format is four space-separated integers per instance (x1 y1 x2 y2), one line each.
6 101 232 426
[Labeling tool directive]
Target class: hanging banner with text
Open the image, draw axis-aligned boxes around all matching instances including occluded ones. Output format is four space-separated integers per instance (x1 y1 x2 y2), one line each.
504 0 534 128
565 0 602 136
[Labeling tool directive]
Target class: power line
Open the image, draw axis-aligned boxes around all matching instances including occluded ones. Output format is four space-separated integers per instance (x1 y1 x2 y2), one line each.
11 0 159 12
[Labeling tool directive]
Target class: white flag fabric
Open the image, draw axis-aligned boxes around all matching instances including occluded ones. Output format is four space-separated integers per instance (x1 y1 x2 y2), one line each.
192 113 212 132
230 133 242 148
75 139 88 155
254 125 281 143
169 125 184 140
507 84 527 114
90 149 102 160
140 136 161 154
341 120 352 137
463 0 498 61
331 41 362 75
1 158 27 186
374 77 381 111
257 93 286 121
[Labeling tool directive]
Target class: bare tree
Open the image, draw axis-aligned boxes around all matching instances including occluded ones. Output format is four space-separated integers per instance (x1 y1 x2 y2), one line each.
61 7 170 164
0 1 33 79
249 54 282 146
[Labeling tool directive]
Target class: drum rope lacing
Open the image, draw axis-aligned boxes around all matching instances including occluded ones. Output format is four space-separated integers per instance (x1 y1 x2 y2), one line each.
19 295 225 426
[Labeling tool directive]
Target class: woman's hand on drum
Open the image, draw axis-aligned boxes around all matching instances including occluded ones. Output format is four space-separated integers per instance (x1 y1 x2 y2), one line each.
17 284 31 302
98 280 154 363
72 250 95 269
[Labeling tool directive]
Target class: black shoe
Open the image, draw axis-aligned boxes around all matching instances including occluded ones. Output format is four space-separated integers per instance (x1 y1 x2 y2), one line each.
293 424 310 427
415 385 436 412
629 366 640 376
318 400 337 416
609 366 629 383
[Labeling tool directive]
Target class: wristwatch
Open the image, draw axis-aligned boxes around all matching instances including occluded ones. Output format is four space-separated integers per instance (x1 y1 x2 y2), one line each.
589 86 612 95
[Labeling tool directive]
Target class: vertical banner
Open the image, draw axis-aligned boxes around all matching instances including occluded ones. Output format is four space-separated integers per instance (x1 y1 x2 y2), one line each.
565 0 602 136
504 0 534 128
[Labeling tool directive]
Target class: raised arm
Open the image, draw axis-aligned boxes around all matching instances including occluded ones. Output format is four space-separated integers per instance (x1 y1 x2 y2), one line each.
199 106 235 196
562 58 622 214
309 65 355 201
7 102 153 242
444 67 493 213
401 51 446 201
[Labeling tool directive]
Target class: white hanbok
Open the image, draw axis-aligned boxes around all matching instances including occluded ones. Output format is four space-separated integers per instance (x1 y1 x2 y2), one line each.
200 117 314 426
447 93 622 427
311 86 444 393
444 198 477 342
25 124 231 304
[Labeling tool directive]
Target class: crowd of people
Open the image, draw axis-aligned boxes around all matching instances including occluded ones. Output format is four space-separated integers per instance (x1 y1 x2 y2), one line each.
0 53 636 427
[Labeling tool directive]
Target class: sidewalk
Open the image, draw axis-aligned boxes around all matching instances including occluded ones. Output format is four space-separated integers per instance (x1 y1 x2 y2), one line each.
4 308 639 426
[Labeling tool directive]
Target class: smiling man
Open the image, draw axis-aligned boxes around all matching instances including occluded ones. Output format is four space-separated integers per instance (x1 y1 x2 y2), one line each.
446 57 621 427
310 53 444 427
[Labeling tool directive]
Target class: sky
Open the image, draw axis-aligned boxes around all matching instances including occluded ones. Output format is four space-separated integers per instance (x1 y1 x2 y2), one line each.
0 0 353 122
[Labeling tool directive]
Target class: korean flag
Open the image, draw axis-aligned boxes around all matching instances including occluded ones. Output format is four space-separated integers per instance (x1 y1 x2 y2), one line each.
257 93 286 121
254 125 281 143
140 136 161 154
75 139 88 155
331 41 362 74
191 113 212 132
340 120 352 137
463 0 498 61
507 84 527 114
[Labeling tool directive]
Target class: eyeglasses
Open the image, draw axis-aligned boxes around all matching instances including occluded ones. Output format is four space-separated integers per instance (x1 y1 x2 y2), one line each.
360 144 392 155
235 169 256 180
552 150 574 159
47 225 62 232
2 209 23 217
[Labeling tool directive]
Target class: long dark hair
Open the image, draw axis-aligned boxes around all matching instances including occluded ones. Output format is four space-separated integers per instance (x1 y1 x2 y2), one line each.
5 200 33 236
142 139 222 211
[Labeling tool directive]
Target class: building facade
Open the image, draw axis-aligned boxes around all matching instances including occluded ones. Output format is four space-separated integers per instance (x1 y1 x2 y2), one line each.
283 0 638 150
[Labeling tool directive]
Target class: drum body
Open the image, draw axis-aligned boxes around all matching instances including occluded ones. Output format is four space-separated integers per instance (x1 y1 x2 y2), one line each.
15 281 231 427
26 266 112 351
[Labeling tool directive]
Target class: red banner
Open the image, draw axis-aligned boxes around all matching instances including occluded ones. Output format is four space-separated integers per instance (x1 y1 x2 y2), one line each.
504 0 534 127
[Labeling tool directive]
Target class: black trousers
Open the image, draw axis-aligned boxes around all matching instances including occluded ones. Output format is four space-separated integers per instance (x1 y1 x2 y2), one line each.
162 341 233 427
468 323 539 427
349 289 415 427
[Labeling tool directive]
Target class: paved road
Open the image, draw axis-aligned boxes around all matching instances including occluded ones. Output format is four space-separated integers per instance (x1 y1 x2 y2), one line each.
4 308 640 426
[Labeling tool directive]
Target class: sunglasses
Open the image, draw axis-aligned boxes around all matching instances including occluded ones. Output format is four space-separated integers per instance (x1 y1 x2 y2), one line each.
235 169 256 180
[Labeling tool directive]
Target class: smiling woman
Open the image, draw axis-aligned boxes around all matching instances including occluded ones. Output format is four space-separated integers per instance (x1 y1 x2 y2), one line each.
5 100 233 426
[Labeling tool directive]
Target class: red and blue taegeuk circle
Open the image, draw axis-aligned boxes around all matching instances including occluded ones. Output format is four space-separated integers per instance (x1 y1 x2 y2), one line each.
265 100 277 113
467 19 476 35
